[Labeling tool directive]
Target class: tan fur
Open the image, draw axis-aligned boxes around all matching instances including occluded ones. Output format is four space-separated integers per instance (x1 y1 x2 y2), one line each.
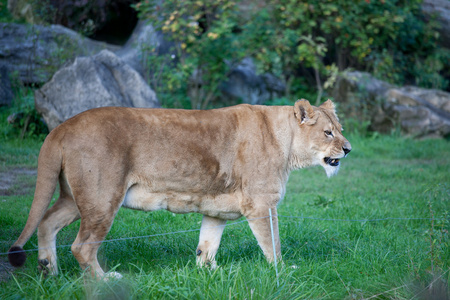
9 99 351 278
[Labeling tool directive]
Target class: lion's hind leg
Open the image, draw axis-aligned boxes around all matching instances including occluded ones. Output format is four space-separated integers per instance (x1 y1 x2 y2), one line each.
70 193 124 280
37 191 80 276
196 215 227 269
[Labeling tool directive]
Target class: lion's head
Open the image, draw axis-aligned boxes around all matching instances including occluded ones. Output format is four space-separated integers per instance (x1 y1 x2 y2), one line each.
292 99 351 177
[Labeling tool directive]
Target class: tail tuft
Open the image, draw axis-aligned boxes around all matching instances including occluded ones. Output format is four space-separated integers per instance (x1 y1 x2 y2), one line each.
8 246 26 267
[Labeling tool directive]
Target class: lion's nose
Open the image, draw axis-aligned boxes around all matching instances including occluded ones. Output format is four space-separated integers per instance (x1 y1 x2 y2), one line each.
343 140 352 156
343 147 351 156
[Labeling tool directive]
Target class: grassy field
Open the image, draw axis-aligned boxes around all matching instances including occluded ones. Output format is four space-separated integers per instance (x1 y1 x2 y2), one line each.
0 131 449 299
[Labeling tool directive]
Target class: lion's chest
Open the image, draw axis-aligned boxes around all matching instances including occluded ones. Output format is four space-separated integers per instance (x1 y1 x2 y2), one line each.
121 184 242 220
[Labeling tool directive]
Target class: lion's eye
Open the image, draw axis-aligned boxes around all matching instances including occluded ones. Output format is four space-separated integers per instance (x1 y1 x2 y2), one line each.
325 130 333 137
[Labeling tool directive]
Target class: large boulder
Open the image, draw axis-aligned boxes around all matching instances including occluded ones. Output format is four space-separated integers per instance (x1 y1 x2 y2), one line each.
220 58 285 105
380 87 450 138
1 21 284 106
119 28 285 105
116 20 172 78
0 23 118 84
332 71 450 138
332 71 393 119
2 21 285 108
35 50 160 131
0 21 168 85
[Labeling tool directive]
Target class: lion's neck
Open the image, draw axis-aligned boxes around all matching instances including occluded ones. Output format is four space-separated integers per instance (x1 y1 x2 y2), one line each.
288 150 316 171
287 118 316 171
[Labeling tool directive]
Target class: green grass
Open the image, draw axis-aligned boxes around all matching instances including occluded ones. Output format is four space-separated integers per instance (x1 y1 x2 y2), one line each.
0 133 449 299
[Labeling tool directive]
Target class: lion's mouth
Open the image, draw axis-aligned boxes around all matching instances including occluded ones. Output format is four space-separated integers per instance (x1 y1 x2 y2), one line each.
324 157 340 167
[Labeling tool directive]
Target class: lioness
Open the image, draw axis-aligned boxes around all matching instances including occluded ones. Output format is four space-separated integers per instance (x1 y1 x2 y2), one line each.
8 99 351 278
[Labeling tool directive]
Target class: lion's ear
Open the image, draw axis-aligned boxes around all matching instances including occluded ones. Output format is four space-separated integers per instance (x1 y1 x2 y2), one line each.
320 99 339 121
294 99 315 125
320 99 336 112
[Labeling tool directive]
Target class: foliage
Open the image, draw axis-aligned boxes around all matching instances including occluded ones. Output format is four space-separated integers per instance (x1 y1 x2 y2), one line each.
238 1 336 99
134 0 246 109
133 0 448 109
0 84 48 141
140 46 192 109
413 48 450 90
0 134 449 298
0 0 15 22
341 117 373 138
241 0 448 96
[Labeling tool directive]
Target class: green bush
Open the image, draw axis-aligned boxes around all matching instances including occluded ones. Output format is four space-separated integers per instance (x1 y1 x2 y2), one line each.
134 0 448 110
243 0 448 93
134 0 246 109
1 85 48 140
0 0 14 22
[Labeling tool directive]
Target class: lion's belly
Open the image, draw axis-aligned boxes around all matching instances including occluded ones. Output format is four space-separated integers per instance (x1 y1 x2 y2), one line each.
121 184 242 220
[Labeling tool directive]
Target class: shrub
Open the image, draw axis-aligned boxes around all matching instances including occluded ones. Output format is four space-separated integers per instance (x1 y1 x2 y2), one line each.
135 0 448 109
1 82 48 140
0 0 14 22
134 0 246 109
242 0 448 93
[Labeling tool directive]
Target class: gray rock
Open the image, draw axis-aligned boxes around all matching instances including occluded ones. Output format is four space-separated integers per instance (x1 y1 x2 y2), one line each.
0 65 14 106
0 23 118 84
117 20 173 79
382 88 450 138
35 50 160 131
332 71 450 138
220 58 285 105
332 71 393 102
331 71 393 120
120 26 285 105
0 21 171 85
1 21 284 107
392 86 450 114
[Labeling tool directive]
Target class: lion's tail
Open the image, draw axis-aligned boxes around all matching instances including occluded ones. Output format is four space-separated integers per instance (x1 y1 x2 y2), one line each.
8 134 62 267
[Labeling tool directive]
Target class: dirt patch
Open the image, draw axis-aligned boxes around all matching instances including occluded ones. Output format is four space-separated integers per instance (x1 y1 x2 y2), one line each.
0 168 37 196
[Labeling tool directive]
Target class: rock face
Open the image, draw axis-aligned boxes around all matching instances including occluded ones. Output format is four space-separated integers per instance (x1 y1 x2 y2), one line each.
0 23 118 84
220 58 285 105
35 50 160 131
332 71 450 138
332 71 392 118
1 21 283 105
116 20 171 78
380 87 450 138
0 21 168 85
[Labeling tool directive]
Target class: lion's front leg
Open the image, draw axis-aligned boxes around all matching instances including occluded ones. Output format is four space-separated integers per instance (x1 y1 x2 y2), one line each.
246 206 281 263
196 215 227 269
